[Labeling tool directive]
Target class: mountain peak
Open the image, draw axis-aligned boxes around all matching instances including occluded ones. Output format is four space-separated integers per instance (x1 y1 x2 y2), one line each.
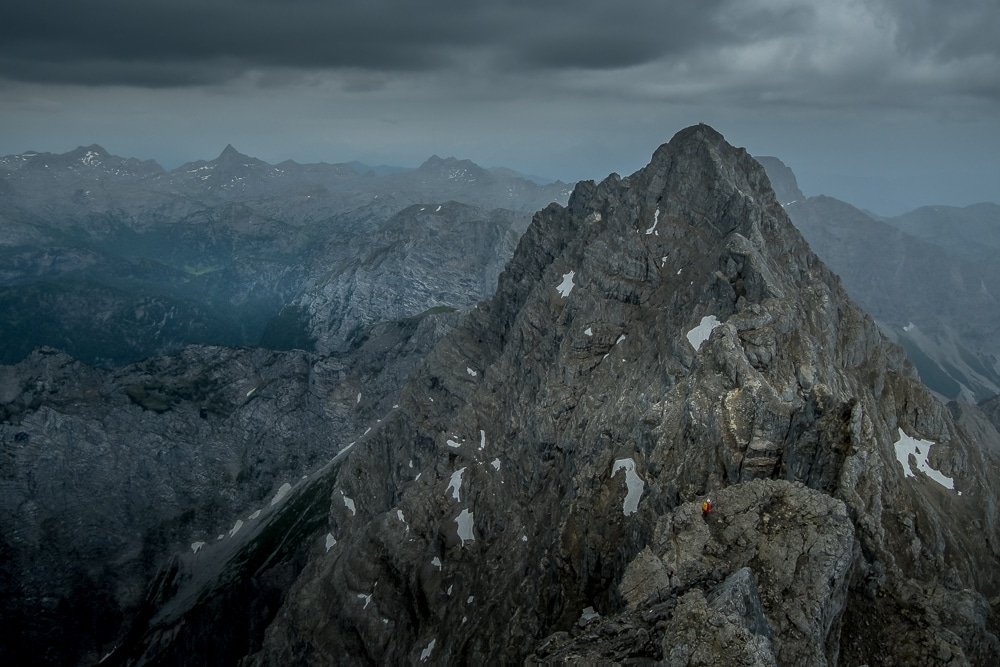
755 155 805 204
216 143 248 162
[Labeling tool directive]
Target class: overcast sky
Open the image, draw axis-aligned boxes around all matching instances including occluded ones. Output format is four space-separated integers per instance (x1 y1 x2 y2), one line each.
1 0 998 215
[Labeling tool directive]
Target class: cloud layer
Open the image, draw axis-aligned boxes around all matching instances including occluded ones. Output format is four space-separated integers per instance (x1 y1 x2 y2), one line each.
3 0 998 108
1 1 998 215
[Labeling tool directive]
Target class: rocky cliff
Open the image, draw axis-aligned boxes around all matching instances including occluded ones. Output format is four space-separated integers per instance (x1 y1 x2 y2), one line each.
775 191 1000 403
0 308 461 666
114 125 1000 665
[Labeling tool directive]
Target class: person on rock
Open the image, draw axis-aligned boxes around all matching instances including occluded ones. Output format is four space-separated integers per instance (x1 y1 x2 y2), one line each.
702 498 712 517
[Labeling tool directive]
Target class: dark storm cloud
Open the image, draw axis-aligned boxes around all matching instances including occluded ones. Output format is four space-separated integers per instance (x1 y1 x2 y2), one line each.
0 0 774 86
1 0 998 113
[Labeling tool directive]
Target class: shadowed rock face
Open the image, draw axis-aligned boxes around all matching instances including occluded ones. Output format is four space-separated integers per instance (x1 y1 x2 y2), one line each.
0 309 460 666
111 125 1000 666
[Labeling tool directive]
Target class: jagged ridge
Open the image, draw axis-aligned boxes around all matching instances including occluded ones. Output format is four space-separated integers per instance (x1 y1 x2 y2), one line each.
120 125 1000 665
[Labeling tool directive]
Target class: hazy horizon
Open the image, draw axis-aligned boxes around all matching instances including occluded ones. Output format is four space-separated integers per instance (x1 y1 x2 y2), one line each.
3 1 998 217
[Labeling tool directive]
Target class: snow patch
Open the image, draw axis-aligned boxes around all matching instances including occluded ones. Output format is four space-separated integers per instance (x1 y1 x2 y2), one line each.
479 429 486 450
396 509 406 524
903 322 916 332
467 367 477 377
584 327 593 336
446 438 462 448
557 271 575 297
447 468 467 501
490 458 501 471
580 606 600 623
191 541 205 554
436 205 442 212
325 533 337 552
249 509 261 520
229 520 244 537
615 334 626 345
611 458 645 516
431 556 442 569
645 208 660 235
686 315 722 350
270 482 292 506
420 639 436 662
356 392 362 404
894 428 954 489
343 494 357 515
357 592 372 608
455 509 475 545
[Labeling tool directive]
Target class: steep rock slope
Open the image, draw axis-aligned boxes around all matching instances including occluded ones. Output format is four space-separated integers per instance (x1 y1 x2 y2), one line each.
296 201 530 354
781 194 1000 402
114 126 1000 665
0 309 459 666
121 126 1000 665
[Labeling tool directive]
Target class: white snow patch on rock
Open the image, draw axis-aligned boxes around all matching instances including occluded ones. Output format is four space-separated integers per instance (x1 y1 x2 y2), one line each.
343 494 357 515
431 556 442 569
584 327 593 336
270 482 292 506
491 458 501 471
191 541 206 554
611 458 645 516
894 428 954 489
356 392 361 404
479 429 486 450
229 519 244 537
446 438 462 448
686 315 722 350
325 533 337 552
645 208 660 235
467 367 477 377
420 639 436 662
447 467 467 501
455 509 475 545
557 271 575 297
249 509 261 520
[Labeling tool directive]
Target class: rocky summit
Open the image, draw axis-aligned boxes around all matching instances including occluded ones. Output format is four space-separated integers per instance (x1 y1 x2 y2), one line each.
107 125 1000 665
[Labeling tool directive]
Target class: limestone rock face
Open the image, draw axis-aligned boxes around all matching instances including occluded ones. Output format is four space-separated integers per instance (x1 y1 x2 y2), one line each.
0 309 458 666
120 125 1000 666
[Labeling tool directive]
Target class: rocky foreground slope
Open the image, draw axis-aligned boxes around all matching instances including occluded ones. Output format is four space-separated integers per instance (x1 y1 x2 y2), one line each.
113 126 1000 665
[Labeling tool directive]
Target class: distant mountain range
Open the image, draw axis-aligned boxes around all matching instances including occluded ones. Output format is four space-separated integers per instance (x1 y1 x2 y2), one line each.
758 156 1000 402
0 144 572 366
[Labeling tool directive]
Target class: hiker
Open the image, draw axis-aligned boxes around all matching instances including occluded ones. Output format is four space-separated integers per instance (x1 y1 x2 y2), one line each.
702 498 712 517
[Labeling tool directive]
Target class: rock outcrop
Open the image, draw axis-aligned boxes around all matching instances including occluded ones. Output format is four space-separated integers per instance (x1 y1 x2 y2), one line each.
0 308 459 666
115 125 1000 665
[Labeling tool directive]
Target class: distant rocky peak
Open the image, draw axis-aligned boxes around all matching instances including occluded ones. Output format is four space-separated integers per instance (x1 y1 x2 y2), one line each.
212 143 262 168
217 143 245 160
416 154 488 181
68 144 110 166
755 155 805 205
